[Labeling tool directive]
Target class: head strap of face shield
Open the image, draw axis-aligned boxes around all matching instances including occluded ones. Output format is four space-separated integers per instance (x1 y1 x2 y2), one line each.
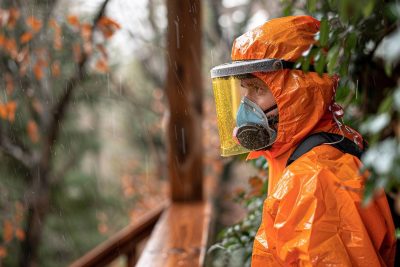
211 58 297 78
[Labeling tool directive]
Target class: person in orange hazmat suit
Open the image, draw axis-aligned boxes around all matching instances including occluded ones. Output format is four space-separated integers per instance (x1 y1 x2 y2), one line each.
210 15 396 266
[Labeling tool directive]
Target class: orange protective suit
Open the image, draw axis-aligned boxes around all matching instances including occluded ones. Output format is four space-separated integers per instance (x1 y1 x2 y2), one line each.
231 16 396 266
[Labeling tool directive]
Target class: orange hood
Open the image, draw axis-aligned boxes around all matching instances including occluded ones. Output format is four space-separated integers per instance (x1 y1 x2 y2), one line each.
231 15 356 159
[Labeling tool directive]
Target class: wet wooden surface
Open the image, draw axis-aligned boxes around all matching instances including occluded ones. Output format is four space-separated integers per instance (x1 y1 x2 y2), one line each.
135 201 213 267
69 202 168 267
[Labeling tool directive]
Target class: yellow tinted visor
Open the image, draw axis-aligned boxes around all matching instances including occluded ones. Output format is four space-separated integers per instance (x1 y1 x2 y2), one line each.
210 58 285 157
212 76 249 156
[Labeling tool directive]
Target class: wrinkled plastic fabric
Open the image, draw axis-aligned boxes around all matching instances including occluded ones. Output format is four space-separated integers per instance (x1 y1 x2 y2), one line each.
231 16 396 266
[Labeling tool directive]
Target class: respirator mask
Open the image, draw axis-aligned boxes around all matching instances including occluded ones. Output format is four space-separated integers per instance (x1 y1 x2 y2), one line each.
210 58 292 156
233 96 278 151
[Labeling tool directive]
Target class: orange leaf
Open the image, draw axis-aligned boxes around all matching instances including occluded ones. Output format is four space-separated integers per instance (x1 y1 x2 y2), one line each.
49 18 62 50
98 16 120 29
95 58 109 73
5 73 14 95
7 8 20 29
15 228 25 241
80 23 92 41
26 16 42 32
248 176 263 197
0 245 7 259
6 101 17 122
51 61 61 77
3 220 13 243
97 16 121 39
20 31 33 43
0 105 7 120
98 223 108 234
67 15 80 28
0 34 5 47
4 38 18 59
27 120 39 143
33 62 44 80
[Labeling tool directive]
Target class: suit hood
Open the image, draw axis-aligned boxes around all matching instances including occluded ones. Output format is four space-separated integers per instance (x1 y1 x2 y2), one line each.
231 16 343 158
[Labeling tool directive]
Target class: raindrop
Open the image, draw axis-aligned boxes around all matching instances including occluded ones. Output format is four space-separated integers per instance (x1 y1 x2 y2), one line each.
181 128 186 154
174 20 180 48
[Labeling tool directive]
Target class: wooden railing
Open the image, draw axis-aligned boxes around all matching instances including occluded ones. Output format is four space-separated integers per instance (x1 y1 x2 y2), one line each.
70 175 218 267
135 200 214 267
69 202 168 267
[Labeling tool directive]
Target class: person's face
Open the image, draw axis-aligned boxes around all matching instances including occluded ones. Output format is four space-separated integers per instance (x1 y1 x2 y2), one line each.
240 76 278 117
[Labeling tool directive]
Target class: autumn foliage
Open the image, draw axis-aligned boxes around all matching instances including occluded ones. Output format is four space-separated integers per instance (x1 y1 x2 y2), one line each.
0 202 25 259
0 6 120 133
0 5 121 265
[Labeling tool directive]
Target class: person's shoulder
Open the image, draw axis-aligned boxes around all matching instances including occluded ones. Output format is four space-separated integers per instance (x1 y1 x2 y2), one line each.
275 144 365 198
286 143 362 175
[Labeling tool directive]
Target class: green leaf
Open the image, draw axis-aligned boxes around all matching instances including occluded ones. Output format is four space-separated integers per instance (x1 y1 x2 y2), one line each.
307 0 317 13
393 87 400 111
327 0 337 10
339 56 350 76
282 1 293 16
396 228 400 239
327 45 340 74
385 3 400 22
315 51 326 74
362 179 375 206
319 17 329 47
363 0 375 17
346 32 357 50
385 61 393 77
339 0 349 23
378 94 394 113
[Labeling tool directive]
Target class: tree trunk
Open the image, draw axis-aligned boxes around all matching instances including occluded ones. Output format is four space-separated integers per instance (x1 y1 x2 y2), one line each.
19 167 50 267
166 0 203 201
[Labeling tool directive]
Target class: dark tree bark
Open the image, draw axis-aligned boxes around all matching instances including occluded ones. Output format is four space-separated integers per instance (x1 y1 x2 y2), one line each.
166 0 203 201
19 167 50 267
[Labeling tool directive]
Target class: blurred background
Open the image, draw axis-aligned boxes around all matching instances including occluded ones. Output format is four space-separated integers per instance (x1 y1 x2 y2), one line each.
0 0 399 266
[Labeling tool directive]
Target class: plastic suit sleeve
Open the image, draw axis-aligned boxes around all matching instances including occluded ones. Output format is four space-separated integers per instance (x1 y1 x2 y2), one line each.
252 165 386 267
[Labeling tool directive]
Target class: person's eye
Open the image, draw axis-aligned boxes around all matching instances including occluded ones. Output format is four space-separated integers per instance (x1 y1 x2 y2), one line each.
255 87 265 95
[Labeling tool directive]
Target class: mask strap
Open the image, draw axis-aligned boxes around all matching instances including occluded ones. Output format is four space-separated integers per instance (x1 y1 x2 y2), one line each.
323 113 345 145
263 104 278 114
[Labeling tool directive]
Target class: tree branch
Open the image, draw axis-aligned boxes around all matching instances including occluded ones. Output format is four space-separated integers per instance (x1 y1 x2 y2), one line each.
0 132 32 168
43 0 112 169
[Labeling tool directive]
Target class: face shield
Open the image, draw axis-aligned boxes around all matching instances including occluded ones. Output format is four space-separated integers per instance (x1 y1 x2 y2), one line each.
210 58 291 157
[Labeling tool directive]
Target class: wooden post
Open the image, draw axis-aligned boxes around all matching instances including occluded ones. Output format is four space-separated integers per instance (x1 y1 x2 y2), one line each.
165 0 203 202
